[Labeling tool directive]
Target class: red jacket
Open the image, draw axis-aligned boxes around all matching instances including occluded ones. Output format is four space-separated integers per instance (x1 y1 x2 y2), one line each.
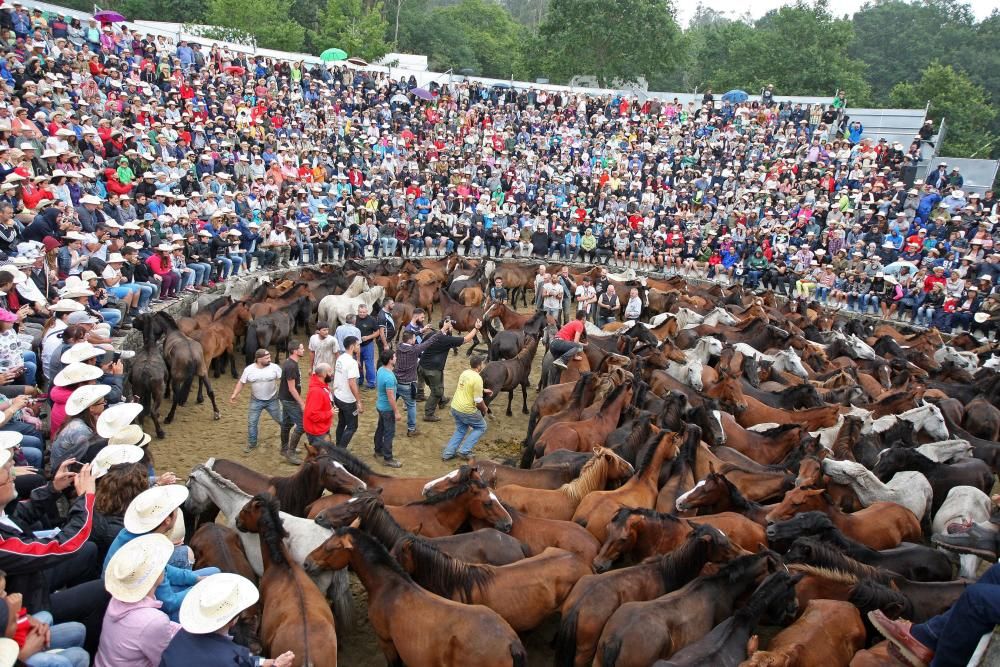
303 372 333 437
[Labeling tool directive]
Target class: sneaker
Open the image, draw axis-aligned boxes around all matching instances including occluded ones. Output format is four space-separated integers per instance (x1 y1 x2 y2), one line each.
867 610 933 667
423 415 441 422
553 359 568 369
407 429 419 437
283 451 303 466
441 454 455 461
119 350 136 360
243 442 259 453
381 458 402 468
458 453 473 461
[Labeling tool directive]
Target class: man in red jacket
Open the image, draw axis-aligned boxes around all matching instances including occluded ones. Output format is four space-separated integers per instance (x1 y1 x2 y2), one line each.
303 363 334 446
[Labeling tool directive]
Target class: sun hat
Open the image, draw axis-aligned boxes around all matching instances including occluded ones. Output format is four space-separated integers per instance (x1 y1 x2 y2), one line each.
179 573 260 634
53 361 103 387
975 312 990 324
66 311 98 325
108 424 152 448
49 299 85 313
97 402 143 438
124 485 189 534
92 444 145 478
60 343 103 364
0 637 19 667
0 266 25 284
104 533 175 603
0 309 16 324
0 432 22 450
65 383 111 416
0 450 9 470
107 252 126 264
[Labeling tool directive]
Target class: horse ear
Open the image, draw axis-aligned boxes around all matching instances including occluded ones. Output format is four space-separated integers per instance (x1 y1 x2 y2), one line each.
708 460 716 474
746 635 759 655
348 517 361 529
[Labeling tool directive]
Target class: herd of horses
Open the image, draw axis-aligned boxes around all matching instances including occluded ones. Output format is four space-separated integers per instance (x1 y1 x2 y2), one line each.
143 254 1000 666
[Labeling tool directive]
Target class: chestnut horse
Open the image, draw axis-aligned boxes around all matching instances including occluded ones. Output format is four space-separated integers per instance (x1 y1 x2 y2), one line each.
236 494 337 667
742 599 865 667
535 381 634 456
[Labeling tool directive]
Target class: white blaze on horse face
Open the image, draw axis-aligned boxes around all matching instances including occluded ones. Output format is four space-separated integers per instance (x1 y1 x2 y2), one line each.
675 480 705 508
422 469 460 495
712 410 726 443
332 461 367 489
489 490 512 524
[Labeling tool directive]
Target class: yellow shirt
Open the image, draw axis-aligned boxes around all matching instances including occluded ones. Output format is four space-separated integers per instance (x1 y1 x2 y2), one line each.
451 369 483 414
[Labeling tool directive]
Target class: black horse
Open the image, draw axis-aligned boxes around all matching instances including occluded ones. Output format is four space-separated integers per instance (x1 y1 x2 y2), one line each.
128 313 168 438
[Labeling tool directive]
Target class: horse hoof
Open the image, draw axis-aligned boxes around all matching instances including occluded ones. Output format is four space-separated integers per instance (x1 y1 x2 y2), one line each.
213 412 221 420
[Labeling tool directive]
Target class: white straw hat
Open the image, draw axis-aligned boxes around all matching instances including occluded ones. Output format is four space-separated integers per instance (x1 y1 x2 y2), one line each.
53 361 102 387
124 485 189 534
108 424 152 448
0 432 21 450
0 265 25 284
92 444 145 478
96 402 143 438
65 383 111 416
179 573 259 634
49 300 85 313
104 533 174 602
0 637 19 667
60 343 104 364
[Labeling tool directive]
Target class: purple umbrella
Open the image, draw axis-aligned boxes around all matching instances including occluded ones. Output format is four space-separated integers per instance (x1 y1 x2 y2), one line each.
93 10 126 23
412 87 434 101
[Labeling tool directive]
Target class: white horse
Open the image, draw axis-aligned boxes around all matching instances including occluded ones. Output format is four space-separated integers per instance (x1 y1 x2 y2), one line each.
732 343 809 379
675 308 706 330
822 331 878 360
820 458 933 521
867 402 949 442
666 337 724 391
185 463 353 625
342 274 370 297
931 486 995 578
701 307 741 327
934 345 979 373
317 285 386 327
914 439 973 463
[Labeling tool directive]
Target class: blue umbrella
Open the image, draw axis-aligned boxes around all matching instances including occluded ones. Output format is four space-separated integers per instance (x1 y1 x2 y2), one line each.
721 89 749 103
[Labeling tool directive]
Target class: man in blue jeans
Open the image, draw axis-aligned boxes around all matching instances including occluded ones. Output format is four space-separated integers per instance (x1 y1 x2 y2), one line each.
229 349 284 454
355 304 380 390
441 355 492 461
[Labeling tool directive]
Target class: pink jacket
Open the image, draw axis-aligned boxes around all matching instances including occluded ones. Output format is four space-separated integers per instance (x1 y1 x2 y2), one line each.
95 597 180 667
48 385 74 438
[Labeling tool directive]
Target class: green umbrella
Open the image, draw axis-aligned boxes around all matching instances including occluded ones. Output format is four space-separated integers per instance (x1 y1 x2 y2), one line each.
320 48 348 62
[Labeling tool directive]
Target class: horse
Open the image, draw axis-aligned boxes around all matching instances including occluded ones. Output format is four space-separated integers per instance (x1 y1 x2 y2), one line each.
473 458 582 490
535 381 634 457
317 284 386 327
304 528 527 667
820 458 933 521
674 468 771 525
873 444 994 514
391 536 589 632
127 312 168 438
303 443 439 505
572 428 680 542
138 311 220 423
741 599 865 667
555 525 747 667
395 278 438 315
494 262 540 309
183 464 353 627
765 487 922 550
481 333 539 416
496 447 634 521
177 295 233 335
189 523 260 650
593 551 778 667
654 571 801 667
191 300 253 378
437 288 493 353
243 309 295 365
236 495 337 667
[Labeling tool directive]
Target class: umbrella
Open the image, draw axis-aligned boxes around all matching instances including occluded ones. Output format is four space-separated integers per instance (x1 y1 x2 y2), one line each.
412 87 434 101
721 89 749 103
320 48 348 62
93 10 126 23
223 65 245 76
389 94 410 106
346 57 368 67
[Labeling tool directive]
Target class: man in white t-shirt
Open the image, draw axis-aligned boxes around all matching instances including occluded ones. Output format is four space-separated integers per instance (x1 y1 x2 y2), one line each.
574 276 597 314
230 348 283 453
332 335 362 448
308 321 340 370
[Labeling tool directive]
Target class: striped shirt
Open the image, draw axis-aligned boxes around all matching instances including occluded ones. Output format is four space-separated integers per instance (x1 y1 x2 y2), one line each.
394 330 441 383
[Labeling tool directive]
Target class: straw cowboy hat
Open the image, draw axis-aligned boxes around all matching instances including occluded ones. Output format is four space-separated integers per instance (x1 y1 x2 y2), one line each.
124 485 189 534
96 402 143 438
0 432 21 450
0 637 19 667
60 343 104 364
108 424 152 448
104 533 175 603
53 361 103 387
0 450 10 470
49 299 85 313
92 444 145 479
974 312 991 324
179 573 260 634
65 383 110 416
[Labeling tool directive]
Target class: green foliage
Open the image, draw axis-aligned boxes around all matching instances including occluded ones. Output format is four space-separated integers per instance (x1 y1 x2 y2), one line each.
890 62 997 158
315 0 390 62
203 0 306 52
533 0 681 88
398 0 527 78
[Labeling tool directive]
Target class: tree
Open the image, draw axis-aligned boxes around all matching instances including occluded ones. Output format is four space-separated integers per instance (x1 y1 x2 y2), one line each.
890 62 996 157
316 0 390 62
203 0 306 52
532 0 682 87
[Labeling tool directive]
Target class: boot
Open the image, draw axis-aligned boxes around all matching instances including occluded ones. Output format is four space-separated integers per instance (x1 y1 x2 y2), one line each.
283 427 303 465
932 523 1000 559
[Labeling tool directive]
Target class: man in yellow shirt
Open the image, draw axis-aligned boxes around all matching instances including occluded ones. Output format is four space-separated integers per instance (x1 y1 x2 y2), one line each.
441 355 491 461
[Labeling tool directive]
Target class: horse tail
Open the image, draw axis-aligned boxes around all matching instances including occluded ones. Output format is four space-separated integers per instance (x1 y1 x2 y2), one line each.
553 604 580 667
518 435 536 469
174 360 198 406
244 322 259 365
326 569 354 631
599 637 623 667
510 641 528 667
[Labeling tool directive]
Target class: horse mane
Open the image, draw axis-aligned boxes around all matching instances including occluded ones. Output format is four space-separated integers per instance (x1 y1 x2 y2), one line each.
653 524 718 587
395 536 494 602
848 578 913 617
714 472 760 513
198 463 253 497
884 445 935 472
710 551 771 585
786 563 858 586
269 460 324 516
252 493 289 566
600 380 630 410
413 478 484 506
787 537 893 585
351 492 411 549
340 526 414 581
633 430 666 475
738 571 795 622
567 372 594 408
316 444 374 478
559 452 612 502
610 506 682 527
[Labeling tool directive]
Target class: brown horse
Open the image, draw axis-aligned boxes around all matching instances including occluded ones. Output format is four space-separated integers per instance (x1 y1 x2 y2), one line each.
694 443 795 503
718 414 806 465
304 527 526 667
572 429 680 542
593 551 776 667
734 389 840 430
765 488 921 550
189 523 260 649
742 599 865 667
474 458 580 490
236 494 337 667
177 295 233 335
438 288 492 352
472 501 600 564
494 262 541 309
556 525 747 667
248 282 312 319
535 381 634 456
392 536 590 632
496 447 634 520
396 278 438 316
304 443 436 505
481 334 539 416
675 468 772 525
190 300 253 378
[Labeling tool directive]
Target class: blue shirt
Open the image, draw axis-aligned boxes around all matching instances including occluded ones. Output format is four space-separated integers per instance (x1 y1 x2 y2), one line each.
375 366 397 412
159 629 255 667
103 529 198 622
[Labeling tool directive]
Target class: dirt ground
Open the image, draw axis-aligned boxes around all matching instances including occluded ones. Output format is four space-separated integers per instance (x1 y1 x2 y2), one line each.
152 320 553 665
